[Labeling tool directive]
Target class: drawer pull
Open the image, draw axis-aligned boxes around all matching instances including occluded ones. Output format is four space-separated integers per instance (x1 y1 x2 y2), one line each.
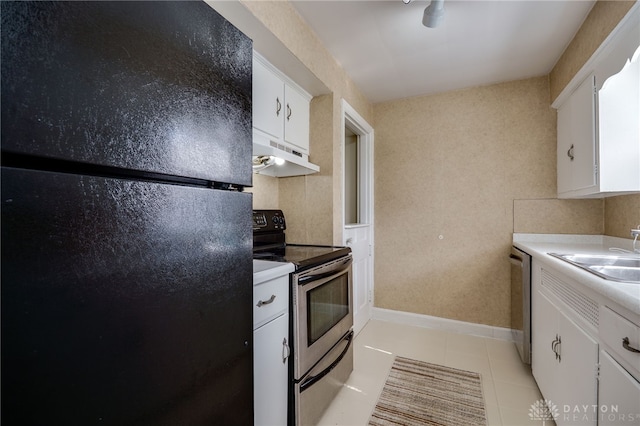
552 335 561 361
282 338 290 364
622 337 640 354
257 294 276 307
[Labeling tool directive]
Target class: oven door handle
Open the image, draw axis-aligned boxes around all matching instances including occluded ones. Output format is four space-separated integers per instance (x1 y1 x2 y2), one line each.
298 257 353 286
299 330 354 393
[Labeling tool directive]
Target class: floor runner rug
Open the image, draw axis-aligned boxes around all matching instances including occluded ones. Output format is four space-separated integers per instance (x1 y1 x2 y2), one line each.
369 356 487 426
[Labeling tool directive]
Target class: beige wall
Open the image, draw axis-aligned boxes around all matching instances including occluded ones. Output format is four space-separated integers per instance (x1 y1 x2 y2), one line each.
374 77 564 328
513 199 604 234
605 194 640 238
549 0 636 103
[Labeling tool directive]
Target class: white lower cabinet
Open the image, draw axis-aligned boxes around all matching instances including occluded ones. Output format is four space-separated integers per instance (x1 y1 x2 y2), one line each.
531 260 640 425
599 350 640 425
253 262 293 426
532 278 598 425
598 304 640 425
254 313 289 426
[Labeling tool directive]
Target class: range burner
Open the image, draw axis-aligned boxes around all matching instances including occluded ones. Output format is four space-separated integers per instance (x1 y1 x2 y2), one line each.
252 210 351 270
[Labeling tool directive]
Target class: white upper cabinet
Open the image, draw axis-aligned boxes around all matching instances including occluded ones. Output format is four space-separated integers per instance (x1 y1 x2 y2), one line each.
252 53 311 155
283 84 310 152
597 45 640 194
253 57 285 142
554 6 640 198
557 74 597 195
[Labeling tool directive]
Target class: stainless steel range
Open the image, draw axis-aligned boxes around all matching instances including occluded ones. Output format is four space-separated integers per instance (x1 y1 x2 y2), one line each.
253 210 354 426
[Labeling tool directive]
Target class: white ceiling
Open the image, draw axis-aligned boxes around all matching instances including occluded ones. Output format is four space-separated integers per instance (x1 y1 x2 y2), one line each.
290 0 596 103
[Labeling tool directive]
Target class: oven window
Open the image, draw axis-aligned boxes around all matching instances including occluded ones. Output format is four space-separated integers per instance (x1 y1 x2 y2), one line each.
306 274 349 345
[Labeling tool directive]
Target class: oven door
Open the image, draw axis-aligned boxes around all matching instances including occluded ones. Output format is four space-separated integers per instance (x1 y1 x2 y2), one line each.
292 255 353 379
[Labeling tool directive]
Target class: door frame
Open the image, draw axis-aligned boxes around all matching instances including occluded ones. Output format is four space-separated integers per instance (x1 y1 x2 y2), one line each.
341 99 374 334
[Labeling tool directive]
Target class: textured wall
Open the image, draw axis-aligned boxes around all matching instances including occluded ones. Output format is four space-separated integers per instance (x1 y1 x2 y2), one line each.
549 0 635 103
278 95 335 245
514 199 604 234
374 77 560 328
246 174 279 209
605 194 640 238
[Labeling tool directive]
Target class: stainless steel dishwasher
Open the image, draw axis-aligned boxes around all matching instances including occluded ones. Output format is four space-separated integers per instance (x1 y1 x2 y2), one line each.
510 246 531 364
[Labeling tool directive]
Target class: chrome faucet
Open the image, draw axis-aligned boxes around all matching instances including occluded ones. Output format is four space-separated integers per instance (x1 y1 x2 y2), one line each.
632 226 640 254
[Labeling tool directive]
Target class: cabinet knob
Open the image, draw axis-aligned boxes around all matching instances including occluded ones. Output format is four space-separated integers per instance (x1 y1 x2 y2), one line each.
276 97 282 117
567 144 574 161
286 104 292 121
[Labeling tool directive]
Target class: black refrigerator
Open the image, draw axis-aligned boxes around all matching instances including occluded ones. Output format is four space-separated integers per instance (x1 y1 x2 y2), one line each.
1 2 253 424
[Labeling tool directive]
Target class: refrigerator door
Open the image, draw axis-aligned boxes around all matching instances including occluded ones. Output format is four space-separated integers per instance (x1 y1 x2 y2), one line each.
1 1 252 186
1 168 253 425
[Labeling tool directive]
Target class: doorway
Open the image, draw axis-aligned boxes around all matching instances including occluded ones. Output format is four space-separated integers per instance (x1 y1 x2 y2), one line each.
342 100 374 336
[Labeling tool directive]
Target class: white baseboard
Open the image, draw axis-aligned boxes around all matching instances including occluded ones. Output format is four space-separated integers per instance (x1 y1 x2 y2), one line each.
371 307 515 342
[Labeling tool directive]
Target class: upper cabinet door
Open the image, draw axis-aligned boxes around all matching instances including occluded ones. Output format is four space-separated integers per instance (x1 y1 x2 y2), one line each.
598 45 640 193
569 75 598 192
252 58 285 141
557 75 597 196
284 85 311 153
0 1 253 186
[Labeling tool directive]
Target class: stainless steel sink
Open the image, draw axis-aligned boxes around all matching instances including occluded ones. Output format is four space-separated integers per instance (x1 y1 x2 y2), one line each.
548 253 640 283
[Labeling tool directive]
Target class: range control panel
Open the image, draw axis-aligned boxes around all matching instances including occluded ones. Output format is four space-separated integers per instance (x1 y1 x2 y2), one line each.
253 209 286 232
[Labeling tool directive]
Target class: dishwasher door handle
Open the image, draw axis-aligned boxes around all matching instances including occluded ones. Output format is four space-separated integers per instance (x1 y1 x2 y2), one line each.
509 254 523 267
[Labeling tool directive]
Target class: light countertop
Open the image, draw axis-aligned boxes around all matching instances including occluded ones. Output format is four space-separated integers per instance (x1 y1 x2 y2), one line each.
513 234 640 315
253 260 294 285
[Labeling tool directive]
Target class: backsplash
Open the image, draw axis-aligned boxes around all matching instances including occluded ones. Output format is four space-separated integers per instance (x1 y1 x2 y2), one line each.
514 199 604 234
248 174 279 210
605 193 640 238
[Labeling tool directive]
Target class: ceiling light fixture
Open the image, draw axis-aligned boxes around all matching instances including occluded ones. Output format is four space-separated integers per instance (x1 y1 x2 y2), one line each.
422 0 445 28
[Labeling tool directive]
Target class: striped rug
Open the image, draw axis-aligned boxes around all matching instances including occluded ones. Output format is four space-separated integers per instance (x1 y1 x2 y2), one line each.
369 356 487 426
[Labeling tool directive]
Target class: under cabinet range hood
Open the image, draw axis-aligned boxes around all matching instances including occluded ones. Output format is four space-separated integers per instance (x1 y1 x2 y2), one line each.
252 132 319 177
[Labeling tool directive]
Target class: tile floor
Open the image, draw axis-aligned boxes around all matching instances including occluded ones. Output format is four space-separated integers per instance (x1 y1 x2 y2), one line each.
318 319 553 426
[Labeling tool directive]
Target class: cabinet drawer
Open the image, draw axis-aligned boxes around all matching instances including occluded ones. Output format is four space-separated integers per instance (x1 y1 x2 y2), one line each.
598 350 640 425
600 306 640 376
253 275 289 329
